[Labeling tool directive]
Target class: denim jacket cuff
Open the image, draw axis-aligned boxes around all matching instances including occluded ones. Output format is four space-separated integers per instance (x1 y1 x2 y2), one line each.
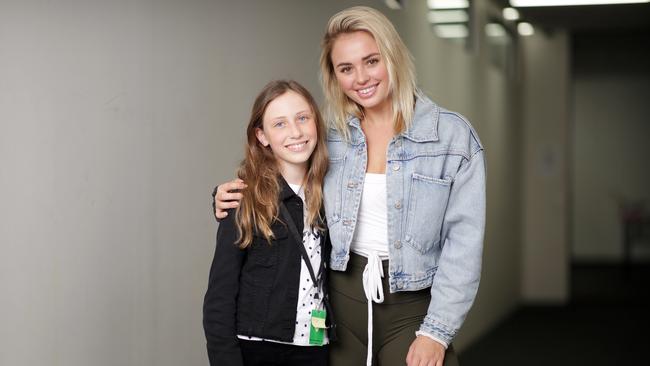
418 316 457 345
415 330 449 349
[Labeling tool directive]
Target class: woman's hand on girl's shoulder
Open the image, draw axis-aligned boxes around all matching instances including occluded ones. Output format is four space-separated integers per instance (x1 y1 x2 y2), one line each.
212 179 247 220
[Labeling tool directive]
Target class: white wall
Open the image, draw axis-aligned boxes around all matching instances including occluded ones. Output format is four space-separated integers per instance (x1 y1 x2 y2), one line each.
0 1 522 364
520 29 571 303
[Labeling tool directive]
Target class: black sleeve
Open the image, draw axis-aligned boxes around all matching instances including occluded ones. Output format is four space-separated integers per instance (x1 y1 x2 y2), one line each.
322 228 337 342
203 209 246 366
211 185 220 222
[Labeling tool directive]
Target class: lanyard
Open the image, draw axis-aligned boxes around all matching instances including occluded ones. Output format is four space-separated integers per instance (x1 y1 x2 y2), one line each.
279 202 323 300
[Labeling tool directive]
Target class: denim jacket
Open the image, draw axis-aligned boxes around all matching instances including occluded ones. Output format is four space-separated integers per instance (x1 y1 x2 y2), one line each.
323 94 485 345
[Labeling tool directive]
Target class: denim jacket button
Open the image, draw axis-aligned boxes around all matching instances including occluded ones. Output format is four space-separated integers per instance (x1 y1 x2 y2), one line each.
347 181 356 188
394 200 402 209
394 240 402 249
392 163 400 171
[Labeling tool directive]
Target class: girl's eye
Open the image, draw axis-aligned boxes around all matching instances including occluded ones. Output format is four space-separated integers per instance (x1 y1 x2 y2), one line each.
273 121 286 128
368 58 379 65
298 115 310 123
339 66 352 74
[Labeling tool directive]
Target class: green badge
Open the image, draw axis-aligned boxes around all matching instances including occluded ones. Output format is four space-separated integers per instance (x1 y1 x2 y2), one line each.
309 309 327 346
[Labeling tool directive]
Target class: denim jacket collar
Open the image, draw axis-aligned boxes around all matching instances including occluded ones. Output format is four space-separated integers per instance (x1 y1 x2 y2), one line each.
401 95 440 143
345 94 441 144
345 115 364 145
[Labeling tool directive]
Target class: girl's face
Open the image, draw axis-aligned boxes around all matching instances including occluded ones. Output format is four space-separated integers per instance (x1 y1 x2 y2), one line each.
330 31 390 113
256 90 318 176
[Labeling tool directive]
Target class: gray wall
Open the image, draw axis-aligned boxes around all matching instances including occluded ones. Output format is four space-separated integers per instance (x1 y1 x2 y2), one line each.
0 0 522 364
572 33 650 262
520 28 571 303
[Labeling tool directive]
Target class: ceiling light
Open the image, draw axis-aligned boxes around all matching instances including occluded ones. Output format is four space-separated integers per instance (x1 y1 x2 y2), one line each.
428 9 469 23
503 7 520 20
428 0 470 9
486 23 507 37
434 24 469 38
384 0 403 9
510 0 649 7
517 22 535 36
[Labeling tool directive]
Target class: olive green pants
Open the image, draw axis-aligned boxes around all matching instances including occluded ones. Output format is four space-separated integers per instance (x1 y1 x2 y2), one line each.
329 254 459 366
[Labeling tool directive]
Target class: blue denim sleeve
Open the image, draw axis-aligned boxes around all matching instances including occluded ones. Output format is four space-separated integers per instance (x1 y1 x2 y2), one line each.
418 147 486 345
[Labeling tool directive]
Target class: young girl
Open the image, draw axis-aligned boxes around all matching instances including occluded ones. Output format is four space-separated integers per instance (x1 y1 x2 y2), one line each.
203 80 332 366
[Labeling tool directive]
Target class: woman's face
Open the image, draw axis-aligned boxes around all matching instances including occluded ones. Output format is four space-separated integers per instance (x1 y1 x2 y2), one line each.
330 31 390 113
256 90 318 176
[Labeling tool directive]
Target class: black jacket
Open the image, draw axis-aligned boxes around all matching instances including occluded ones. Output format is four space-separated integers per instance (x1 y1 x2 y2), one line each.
203 178 333 366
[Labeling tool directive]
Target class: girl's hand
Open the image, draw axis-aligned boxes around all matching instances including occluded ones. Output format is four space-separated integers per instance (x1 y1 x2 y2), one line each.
212 179 247 219
405 335 446 366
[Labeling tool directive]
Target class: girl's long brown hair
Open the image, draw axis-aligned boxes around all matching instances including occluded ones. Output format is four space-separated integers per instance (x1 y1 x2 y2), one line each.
235 80 328 248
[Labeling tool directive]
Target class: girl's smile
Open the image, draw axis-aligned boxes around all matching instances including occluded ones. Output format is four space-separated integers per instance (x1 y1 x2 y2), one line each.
255 90 318 184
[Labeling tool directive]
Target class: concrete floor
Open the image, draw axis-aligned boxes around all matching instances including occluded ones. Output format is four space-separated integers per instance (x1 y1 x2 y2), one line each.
459 264 650 366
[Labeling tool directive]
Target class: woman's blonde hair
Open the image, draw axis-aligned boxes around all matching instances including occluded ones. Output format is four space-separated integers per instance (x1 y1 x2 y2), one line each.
319 6 419 138
235 80 328 248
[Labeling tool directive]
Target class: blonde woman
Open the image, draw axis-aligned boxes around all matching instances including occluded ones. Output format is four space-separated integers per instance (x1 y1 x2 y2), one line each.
214 7 485 366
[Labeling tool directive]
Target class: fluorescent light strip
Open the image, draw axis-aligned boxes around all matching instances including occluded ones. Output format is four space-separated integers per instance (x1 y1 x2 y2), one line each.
428 0 470 9
510 0 649 7
428 10 469 23
434 24 469 38
503 7 520 20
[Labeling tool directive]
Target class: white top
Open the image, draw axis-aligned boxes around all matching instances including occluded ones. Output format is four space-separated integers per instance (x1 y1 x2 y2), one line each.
350 173 390 260
350 174 446 365
349 174 389 365
237 183 328 346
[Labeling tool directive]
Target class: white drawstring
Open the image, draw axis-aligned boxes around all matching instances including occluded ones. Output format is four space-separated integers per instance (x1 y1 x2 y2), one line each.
362 251 384 366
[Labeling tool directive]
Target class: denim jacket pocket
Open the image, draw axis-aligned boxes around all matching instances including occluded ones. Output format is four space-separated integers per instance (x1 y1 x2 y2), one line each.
404 173 452 254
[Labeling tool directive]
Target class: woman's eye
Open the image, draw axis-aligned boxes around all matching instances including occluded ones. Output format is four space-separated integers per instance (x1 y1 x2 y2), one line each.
368 58 379 65
273 121 285 128
298 115 310 123
339 67 351 74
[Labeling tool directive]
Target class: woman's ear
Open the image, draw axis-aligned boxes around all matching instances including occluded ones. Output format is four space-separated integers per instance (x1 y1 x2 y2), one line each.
255 128 269 147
